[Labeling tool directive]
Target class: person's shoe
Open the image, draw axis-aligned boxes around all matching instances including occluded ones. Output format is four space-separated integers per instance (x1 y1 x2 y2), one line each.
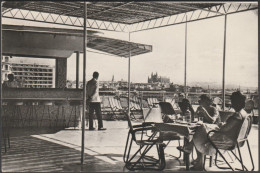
191 159 199 165
98 127 107 131
89 128 95 131
177 146 192 154
190 164 203 171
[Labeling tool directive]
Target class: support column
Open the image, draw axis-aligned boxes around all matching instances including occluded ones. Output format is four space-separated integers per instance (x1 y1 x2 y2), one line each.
76 51 80 89
81 2 87 165
222 15 227 110
55 58 67 88
184 16 187 98
0 2 3 170
128 32 131 121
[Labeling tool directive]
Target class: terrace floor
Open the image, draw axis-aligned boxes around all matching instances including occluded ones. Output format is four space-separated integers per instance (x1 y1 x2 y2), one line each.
1 120 259 172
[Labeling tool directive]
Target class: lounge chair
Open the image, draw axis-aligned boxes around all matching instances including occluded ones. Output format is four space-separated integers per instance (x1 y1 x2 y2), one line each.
147 97 159 108
119 97 137 120
108 96 125 120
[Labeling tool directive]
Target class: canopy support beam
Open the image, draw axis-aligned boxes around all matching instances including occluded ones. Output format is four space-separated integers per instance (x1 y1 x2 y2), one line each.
127 32 131 122
222 14 227 110
184 15 187 98
81 2 87 165
0 2 3 170
76 51 80 89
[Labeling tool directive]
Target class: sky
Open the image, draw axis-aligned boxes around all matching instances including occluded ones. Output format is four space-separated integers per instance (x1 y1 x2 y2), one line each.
3 6 258 89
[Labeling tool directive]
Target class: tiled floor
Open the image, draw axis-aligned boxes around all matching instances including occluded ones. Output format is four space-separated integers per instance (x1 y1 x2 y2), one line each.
1 120 259 172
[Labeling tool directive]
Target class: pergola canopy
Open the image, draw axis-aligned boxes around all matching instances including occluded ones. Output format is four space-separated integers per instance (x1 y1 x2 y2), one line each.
2 24 152 58
2 1 258 32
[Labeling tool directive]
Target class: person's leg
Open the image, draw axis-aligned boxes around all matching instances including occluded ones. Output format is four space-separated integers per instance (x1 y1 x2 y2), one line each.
88 103 94 129
94 102 103 129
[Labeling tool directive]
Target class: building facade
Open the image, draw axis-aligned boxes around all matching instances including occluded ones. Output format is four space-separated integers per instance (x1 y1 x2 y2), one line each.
1 56 12 83
2 58 55 88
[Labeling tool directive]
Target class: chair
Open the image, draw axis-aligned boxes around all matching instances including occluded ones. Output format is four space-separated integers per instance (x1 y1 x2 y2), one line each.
158 102 182 159
123 112 166 171
147 98 159 108
108 96 128 120
54 100 67 127
39 101 53 127
165 98 182 114
206 114 254 171
7 101 24 128
119 97 137 120
67 100 82 128
1 115 11 152
25 101 38 127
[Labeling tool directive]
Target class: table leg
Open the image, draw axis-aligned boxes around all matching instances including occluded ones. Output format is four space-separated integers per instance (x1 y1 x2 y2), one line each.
184 137 190 171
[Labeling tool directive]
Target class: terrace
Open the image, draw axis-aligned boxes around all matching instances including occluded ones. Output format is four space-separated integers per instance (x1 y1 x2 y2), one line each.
0 1 258 172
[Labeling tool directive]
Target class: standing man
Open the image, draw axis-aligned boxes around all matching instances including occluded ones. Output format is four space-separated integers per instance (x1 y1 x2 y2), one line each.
86 71 106 130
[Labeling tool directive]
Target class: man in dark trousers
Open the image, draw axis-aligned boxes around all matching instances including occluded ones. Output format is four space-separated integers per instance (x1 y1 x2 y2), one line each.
86 71 106 130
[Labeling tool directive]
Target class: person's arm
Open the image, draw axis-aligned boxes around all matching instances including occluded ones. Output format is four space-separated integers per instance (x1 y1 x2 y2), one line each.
200 107 216 123
188 103 195 119
219 114 240 133
88 81 97 98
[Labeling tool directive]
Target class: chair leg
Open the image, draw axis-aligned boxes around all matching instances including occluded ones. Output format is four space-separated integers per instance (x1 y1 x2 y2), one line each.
246 140 255 171
47 106 52 128
236 144 246 171
215 149 234 171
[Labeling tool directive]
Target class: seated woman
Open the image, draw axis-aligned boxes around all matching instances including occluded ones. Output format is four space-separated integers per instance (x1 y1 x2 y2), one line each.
180 91 248 170
196 94 221 124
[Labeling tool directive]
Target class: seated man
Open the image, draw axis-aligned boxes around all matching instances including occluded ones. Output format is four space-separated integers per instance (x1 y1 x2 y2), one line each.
2 74 20 88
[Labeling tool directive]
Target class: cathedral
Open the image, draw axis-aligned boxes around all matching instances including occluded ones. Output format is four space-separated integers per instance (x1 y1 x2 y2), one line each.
148 72 170 83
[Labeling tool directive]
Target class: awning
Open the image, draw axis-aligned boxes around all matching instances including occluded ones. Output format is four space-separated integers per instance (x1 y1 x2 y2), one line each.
2 2 221 24
2 2 257 32
2 24 152 58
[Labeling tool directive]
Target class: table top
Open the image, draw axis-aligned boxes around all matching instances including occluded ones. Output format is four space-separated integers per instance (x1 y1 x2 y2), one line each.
154 122 202 138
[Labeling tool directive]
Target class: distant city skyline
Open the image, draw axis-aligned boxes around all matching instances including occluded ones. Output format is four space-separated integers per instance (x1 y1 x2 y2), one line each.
3 9 258 88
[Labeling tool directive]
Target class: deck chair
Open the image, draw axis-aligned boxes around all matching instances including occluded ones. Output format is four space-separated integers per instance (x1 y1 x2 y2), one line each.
108 96 126 120
147 98 159 108
141 99 149 109
119 97 136 120
158 102 182 159
129 96 142 119
123 112 166 171
206 114 254 171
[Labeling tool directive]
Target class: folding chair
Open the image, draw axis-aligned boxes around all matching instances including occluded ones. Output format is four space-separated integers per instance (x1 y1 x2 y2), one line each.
147 98 159 108
158 102 182 159
108 96 124 120
123 112 166 171
119 97 137 120
206 115 254 171
130 96 143 119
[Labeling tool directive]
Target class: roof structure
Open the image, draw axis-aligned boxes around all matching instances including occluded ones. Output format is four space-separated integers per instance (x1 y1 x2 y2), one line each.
2 24 152 58
2 1 258 32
